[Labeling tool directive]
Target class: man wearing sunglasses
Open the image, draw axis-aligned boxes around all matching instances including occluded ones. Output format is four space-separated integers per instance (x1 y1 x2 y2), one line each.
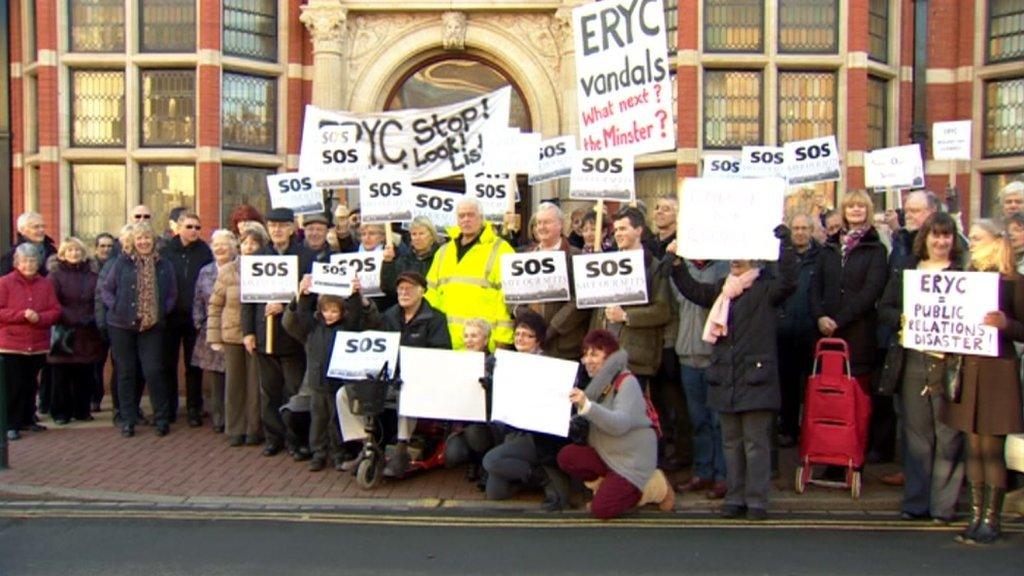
159 212 213 427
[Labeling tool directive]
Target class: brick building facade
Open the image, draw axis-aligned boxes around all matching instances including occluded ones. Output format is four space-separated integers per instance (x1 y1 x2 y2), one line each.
5 1 1023 241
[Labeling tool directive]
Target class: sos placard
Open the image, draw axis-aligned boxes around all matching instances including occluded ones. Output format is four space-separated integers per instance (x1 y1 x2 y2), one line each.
783 136 840 186
314 124 367 186
329 252 384 298
703 154 742 179
741 146 785 179
529 136 576 185
571 250 648 309
359 170 413 224
240 255 299 303
327 331 401 380
266 172 325 216
409 185 460 229
500 251 571 304
569 153 635 202
310 261 355 297
465 172 515 223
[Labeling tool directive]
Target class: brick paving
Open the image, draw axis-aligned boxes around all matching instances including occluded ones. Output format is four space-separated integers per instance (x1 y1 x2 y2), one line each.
1 406 905 512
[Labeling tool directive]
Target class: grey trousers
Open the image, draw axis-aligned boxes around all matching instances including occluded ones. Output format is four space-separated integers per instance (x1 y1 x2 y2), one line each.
223 344 262 440
255 353 305 449
203 370 225 428
482 432 537 500
719 409 774 511
900 351 964 519
310 388 343 461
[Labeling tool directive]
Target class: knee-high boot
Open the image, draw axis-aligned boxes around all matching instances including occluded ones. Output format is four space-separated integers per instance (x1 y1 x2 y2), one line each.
954 483 984 543
971 486 1005 545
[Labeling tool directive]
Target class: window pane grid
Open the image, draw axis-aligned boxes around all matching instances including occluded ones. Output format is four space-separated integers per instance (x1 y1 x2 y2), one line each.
140 0 196 52
223 73 277 153
704 0 764 53
989 0 1024 63
664 0 678 54
224 0 277 61
867 76 888 151
141 165 196 228
141 70 196 147
703 70 762 148
71 70 126 147
71 165 126 244
221 165 274 227
70 0 125 52
868 0 889 63
778 0 838 53
985 77 1024 157
777 71 836 143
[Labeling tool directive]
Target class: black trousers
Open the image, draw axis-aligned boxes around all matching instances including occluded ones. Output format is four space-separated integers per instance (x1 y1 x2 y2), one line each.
49 363 96 421
165 319 202 419
255 353 305 450
109 326 170 427
2 354 45 431
777 334 815 438
91 342 110 406
651 347 691 462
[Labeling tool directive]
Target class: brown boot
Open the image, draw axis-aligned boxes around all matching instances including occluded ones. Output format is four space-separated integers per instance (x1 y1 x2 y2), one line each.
954 483 984 543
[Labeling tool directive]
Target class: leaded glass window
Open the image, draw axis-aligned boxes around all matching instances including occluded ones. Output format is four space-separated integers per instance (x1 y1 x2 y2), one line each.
703 69 762 148
71 165 126 243
704 0 764 53
989 0 1024 63
984 77 1024 156
664 0 678 54
223 0 277 61
778 0 838 54
140 0 196 52
222 165 274 227
141 164 196 228
867 76 888 150
71 70 125 147
868 0 889 63
982 172 1024 217
778 71 836 143
141 69 195 147
223 72 276 153
70 0 125 52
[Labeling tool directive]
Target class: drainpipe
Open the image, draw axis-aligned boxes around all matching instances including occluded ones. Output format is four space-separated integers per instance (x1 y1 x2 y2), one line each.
0 0 10 469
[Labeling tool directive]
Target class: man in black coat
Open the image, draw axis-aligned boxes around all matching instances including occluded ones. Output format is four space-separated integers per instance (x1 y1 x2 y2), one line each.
159 212 213 426
1 212 57 276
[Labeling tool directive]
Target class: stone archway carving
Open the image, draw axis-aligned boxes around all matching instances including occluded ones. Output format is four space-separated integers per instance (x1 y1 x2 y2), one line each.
345 12 564 138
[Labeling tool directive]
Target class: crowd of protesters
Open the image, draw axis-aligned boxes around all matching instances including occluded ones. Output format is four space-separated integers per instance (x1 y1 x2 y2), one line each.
1 180 1023 541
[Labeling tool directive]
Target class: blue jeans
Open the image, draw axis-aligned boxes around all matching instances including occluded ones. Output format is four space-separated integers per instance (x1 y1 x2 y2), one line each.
680 364 726 481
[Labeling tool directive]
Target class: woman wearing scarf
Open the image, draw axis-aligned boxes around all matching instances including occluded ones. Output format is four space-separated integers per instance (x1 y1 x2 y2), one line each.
667 226 797 520
100 222 177 438
942 220 1024 544
810 190 889 459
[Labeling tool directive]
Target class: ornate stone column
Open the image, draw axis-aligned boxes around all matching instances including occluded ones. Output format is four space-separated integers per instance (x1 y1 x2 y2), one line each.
553 4 579 138
300 0 348 110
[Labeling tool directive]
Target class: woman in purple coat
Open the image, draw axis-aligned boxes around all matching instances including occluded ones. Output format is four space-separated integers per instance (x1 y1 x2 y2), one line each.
46 238 103 424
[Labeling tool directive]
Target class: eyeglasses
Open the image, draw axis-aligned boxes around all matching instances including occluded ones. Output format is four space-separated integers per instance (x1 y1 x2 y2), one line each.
514 330 537 339
96 243 114 249
133 214 152 220
184 225 201 230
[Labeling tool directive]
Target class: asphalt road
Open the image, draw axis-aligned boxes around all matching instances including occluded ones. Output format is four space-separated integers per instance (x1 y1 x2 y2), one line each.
0 513 1020 576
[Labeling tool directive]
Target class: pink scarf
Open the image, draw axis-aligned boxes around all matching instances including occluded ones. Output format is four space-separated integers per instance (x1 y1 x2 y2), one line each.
702 268 761 344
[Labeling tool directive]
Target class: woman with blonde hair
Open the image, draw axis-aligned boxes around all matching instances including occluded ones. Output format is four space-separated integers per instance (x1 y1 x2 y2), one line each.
47 237 104 424
944 219 1024 544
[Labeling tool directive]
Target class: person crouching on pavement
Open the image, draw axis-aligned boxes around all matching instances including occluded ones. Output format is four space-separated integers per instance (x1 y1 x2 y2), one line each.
445 319 498 485
557 329 673 519
284 276 378 472
667 226 797 521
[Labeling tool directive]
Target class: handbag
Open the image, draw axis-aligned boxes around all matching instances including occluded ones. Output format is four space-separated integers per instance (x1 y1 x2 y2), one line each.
49 325 76 356
875 342 905 396
943 354 963 403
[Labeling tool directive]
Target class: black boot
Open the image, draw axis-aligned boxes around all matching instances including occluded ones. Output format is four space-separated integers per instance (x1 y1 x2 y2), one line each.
540 466 569 512
971 486 1005 545
384 442 410 478
954 483 984 543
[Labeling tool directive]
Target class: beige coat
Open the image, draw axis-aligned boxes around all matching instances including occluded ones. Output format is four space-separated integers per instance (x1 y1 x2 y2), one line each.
207 259 243 345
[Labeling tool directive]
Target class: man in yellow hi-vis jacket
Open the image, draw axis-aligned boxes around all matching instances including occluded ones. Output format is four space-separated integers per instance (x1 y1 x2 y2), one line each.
425 198 515 350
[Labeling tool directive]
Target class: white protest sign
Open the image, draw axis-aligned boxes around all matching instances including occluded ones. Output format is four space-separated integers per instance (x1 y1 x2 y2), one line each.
703 154 742 179
865 144 925 189
359 170 413 224
490 349 578 437
298 87 512 183
902 270 999 357
783 136 840 186
239 255 299 303
266 172 324 215
314 124 368 185
310 261 354 297
529 136 576 185
327 331 401 379
573 0 674 156
676 177 784 261
398 347 487 422
501 251 571 304
465 172 515 222
932 120 972 161
329 252 384 298
409 185 460 229
572 250 648 309
482 129 542 175
741 146 785 179
569 153 635 202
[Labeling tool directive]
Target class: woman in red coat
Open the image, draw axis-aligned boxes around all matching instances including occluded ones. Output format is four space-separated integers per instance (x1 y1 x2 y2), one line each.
0 243 61 440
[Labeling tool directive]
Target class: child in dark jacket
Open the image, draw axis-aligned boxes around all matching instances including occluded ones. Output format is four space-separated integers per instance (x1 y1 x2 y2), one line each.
283 287 379 471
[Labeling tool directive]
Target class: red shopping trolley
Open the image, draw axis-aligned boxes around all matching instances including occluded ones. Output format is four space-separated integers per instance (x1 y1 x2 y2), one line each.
794 338 872 499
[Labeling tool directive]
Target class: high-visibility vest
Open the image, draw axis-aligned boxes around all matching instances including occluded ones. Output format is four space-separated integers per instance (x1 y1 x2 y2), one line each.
425 222 515 350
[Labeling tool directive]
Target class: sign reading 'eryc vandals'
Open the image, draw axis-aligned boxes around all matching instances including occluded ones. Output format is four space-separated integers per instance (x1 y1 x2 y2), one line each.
902 270 999 357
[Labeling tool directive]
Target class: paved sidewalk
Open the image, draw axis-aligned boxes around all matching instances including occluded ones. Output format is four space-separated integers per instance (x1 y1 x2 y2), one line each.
0 406 908 514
